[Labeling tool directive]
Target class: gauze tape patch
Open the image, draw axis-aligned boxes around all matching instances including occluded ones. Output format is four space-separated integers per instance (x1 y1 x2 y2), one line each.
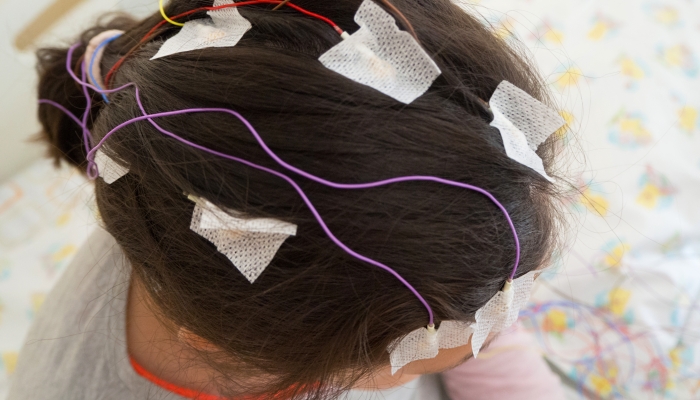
189 197 297 283
489 81 565 182
470 270 537 358
388 321 473 374
94 149 129 184
319 0 441 104
151 0 252 60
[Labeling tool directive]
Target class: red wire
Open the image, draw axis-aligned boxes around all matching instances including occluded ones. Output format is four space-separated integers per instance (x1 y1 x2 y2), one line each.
269 2 343 34
104 0 342 87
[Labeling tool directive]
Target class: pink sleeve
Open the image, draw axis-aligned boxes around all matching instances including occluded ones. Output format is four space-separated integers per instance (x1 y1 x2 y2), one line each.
441 323 566 400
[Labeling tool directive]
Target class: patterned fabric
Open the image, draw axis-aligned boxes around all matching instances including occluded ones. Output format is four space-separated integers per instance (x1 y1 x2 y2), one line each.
456 0 700 398
0 161 95 399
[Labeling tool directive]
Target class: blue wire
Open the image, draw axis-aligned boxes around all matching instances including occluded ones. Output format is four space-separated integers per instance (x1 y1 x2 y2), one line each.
88 34 122 103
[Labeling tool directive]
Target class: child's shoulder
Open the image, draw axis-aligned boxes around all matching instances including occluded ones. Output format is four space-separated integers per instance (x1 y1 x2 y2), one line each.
7 228 145 400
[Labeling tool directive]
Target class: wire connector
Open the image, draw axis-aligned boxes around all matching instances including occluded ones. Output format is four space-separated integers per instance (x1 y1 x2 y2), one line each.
388 321 473 374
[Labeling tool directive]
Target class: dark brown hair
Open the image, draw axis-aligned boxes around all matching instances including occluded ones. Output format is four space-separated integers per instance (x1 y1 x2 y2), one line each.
37 0 564 398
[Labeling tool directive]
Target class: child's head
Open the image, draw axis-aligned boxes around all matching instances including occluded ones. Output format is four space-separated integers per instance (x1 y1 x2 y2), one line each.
37 0 563 397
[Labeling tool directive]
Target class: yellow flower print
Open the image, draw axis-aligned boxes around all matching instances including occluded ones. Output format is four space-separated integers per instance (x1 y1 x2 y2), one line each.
31 293 46 315
620 57 645 80
664 45 686 67
51 245 77 264
608 288 632 316
580 189 609 217
619 116 652 143
493 17 516 40
678 106 698 133
555 68 582 89
654 6 679 26
590 375 613 397
555 110 574 139
609 111 653 148
670 346 683 370
588 21 608 41
542 26 564 44
2 352 18 374
603 243 630 268
543 309 568 334
636 165 676 209
588 14 619 41
659 45 698 76
637 183 662 209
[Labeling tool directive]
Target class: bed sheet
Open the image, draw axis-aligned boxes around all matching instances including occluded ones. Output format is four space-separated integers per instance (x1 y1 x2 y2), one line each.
460 0 700 398
0 161 96 399
1 0 699 399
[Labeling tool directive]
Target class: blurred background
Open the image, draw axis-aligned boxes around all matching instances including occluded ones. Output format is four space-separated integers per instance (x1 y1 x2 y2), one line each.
1 0 699 399
0 0 156 182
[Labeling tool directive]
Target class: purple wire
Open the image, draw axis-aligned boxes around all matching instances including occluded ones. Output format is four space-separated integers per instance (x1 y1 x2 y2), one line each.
38 92 436 323
90 101 523 283
64 43 134 178
42 41 526 326
66 43 133 95
38 99 82 126
80 63 91 157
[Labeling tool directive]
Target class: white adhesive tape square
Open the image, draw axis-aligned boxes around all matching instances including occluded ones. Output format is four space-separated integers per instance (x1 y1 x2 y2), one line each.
190 198 297 283
151 0 252 60
94 149 129 184
319 0 441 104
388 321 473 374
489 81 565 181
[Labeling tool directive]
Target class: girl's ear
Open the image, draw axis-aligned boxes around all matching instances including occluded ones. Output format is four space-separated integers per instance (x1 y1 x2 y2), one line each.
177 328 221 352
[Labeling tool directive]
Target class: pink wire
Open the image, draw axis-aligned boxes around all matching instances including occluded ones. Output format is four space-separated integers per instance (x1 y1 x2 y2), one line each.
41 41 526 326
64 43 135 179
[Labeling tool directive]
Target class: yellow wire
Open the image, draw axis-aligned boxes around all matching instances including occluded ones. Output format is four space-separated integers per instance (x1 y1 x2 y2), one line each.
159 0 185 27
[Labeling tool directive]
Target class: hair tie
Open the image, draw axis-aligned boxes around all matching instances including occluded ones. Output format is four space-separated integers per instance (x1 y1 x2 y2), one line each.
84 30 125 98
